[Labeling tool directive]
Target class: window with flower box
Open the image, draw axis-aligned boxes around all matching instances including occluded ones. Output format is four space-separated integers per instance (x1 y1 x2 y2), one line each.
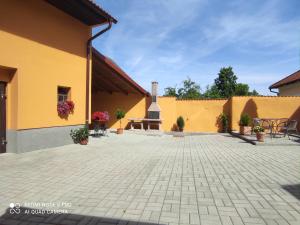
57 86 70 103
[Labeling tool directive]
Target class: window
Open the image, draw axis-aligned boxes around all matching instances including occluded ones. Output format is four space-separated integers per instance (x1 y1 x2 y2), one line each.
57 86 70 102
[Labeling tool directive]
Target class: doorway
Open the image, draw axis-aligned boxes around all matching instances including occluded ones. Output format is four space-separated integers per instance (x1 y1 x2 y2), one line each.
0 82 6 153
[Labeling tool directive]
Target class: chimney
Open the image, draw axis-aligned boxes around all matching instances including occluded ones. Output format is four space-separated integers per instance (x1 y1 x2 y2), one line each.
148 81 161 119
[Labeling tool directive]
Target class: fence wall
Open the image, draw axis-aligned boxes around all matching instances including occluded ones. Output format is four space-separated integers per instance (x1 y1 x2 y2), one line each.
92 92 300 132
231 96 300 131
159 97 229 132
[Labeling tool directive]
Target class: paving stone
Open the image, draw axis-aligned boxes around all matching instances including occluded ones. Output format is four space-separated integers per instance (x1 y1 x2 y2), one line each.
0 134 299 225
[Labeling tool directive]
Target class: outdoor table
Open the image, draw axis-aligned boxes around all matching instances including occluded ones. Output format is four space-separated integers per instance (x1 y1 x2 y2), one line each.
260 118 289 138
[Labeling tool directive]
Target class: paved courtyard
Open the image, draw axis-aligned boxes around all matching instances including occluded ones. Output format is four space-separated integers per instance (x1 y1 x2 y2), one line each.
0 133 300 225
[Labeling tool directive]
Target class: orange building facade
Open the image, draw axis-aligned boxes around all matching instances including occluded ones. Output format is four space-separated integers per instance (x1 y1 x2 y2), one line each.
0 0 117 153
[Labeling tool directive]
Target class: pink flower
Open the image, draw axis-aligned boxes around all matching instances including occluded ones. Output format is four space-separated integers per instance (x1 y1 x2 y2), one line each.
57 100 75 116
92 111 110 122
66 101 74 112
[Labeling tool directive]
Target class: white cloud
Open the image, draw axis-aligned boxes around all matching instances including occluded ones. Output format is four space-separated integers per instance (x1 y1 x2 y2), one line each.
203 12 300 51
95 0 300 95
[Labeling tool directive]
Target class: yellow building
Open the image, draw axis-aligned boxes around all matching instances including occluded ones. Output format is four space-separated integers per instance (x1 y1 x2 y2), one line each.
0 0 117 153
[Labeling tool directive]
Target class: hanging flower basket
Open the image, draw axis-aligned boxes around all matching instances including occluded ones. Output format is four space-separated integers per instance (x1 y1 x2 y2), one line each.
57 100 75 117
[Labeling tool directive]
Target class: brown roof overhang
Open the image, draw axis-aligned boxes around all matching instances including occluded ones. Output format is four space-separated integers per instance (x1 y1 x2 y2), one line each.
92 48 149 96
269 70 300 89
46 0 117 26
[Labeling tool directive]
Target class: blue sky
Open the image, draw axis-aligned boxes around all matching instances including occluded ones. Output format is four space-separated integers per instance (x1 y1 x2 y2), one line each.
93 0 300 95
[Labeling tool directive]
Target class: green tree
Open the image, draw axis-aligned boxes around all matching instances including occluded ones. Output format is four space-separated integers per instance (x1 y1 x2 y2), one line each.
177 77 201 99
214 67 237 98
164 86 177 97
249 89 259 96
163 70 260 99
235 83 249 96
235 83 260 96
203 85 221 98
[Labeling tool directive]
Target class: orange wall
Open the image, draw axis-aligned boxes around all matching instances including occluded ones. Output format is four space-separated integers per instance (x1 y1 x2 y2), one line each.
158 97 177 131
92 92 147 129
158 97 229 132
0 0 91 130
175 99 229 132
92 94 300 133
92 93 229 132
161 96 300 132
231 96 300 131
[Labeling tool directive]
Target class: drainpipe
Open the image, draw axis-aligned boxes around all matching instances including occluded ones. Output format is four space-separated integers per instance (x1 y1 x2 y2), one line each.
85 20 112 126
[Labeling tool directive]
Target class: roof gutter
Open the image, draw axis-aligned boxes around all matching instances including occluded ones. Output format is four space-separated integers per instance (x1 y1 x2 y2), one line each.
269 87 279 95
85 20 112 126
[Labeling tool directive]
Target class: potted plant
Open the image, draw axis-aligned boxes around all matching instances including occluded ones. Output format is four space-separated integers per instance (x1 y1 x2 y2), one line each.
177 116 185 132
219 113 229 133
115 109 125 134
253 125 265 142
70 126 89 145
239 114 251 135
92 111 109 136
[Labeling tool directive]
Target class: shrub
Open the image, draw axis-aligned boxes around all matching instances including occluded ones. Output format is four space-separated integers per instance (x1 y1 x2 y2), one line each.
70 126 89 143
239 114 251 126
115 109 126 128
253 125 264 133
177 116 185 131
219 113 228 132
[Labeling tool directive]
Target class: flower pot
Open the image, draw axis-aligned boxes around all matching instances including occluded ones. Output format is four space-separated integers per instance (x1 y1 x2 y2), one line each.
240 126 251 135
256 132 265 142
117 128 124 134
178 128 183 132
173 132 184 137
222 127 228 133
80 139 88 145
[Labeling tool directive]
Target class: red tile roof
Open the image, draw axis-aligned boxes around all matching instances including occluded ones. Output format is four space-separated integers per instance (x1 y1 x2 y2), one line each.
269 70 300 89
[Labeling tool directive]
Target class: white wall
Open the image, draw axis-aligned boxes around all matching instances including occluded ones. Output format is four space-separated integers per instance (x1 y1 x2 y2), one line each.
279 82 300 96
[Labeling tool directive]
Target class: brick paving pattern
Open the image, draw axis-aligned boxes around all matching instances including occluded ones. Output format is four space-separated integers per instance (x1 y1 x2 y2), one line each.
0 134 300 225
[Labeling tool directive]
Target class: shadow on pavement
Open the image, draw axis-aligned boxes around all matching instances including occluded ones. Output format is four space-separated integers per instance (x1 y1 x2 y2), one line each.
282 184 300 200
0 207 165 225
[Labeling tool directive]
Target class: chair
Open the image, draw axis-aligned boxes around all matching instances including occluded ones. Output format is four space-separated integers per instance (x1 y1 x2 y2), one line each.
253 118 261 126
261 119 273 138
274 118 289 137
282 120 298 139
